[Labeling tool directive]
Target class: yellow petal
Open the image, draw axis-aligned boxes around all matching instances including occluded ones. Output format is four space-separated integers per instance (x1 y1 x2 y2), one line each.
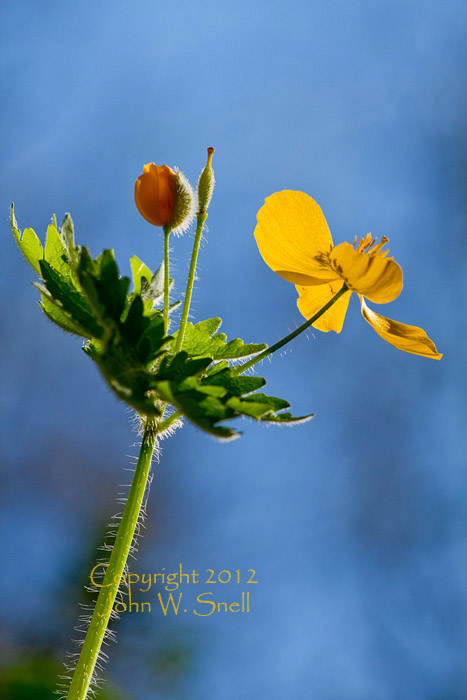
254 191 337 285
296 281 352 333
330 241 403 303
360 297 443 359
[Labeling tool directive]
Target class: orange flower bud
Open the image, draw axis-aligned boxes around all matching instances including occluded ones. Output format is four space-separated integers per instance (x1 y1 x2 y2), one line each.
134 163 177 227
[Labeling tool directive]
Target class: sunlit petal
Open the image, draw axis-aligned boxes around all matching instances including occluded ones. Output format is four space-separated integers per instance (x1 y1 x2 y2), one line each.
297 281 352 333
331 241 403 303
360 297 443 359
255 191 337 285
134 163 176 227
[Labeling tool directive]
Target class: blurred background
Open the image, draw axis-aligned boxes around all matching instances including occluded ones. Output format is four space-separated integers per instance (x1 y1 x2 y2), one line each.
1 1 466 698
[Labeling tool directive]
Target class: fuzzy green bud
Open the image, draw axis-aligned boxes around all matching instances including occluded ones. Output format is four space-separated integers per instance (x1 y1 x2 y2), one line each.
197 147 215 213
171 170 196 233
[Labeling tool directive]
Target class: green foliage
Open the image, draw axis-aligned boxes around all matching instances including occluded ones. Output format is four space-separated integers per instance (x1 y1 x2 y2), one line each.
130 255 171 314
154 364 312 439
11 205 312 438
172 317 267 360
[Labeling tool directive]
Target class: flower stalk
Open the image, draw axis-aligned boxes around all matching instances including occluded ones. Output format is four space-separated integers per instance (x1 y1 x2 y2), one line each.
175 212 207 353
175 148 214 354
234 283 349 375
66 419 158 700
162 225 171 335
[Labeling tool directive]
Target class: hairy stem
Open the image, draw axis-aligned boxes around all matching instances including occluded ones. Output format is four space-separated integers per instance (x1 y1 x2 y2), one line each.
175 211 208 353
163 226 171 335
66 419 158 700
234 283 349 375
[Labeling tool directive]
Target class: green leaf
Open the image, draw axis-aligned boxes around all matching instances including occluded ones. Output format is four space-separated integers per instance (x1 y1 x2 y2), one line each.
237 392 290 412
175 377 227 397
156 351 212 381
18 229 44 273
39 294 92 337
262 412 314 424
130 256 152 295
10 203 21 244
203 367 266 395
151 362 310 439
225 392 289 419
78 247 130 323
137 314 167 365
97 249 130 321
155 379 239 440
39 260 104 338
121 295 150 342
11 204 44 274
225 397 273 419
216 338 267 360
161 362 312 436
58 213 75 257
45 224 75 282
204 360 229 377
141 266 166 303
174 317 267 360
130 257 173 310
192 317 223 337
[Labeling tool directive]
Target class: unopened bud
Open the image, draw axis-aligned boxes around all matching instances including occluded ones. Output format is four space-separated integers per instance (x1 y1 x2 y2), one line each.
134 163 195 233
197 147 215 213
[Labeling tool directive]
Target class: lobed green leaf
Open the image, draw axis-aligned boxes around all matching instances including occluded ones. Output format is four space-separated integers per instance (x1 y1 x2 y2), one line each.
173 317 267 361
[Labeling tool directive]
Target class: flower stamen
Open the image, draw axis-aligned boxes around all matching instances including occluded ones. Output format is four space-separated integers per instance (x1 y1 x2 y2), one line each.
354 234 391 258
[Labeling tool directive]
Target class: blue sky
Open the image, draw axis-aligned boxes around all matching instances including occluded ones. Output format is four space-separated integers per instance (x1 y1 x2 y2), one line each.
1 2 467 698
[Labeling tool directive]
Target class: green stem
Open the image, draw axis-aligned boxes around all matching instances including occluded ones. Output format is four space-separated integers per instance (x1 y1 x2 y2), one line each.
66 419 158 700
175 212 208 353
157 409 182 432
163 226 171 335
233 283 349 375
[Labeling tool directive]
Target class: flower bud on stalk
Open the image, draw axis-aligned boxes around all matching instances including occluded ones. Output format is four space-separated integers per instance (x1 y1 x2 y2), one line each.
134 163 195 233
197 147 215 213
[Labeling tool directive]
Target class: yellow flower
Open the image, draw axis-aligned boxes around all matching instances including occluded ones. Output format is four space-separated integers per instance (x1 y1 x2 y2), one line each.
134 163 177 227
254 190 442 359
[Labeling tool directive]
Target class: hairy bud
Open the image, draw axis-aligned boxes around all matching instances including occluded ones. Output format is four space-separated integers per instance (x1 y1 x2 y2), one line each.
135 163 194 233
197 147 215 214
